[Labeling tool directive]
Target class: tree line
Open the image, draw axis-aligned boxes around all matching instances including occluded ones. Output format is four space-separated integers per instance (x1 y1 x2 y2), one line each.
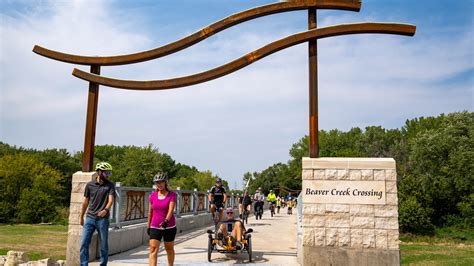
0 143 226 224
244 111 473 233
1 111 472 234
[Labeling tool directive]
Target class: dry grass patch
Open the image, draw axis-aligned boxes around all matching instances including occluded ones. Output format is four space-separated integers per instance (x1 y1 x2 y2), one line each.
0 224 67 260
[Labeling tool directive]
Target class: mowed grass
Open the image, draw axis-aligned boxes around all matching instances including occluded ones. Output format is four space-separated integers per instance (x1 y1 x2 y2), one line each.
0 224 67 261
400 228 474 265
401 242 474 265
0 224 473 264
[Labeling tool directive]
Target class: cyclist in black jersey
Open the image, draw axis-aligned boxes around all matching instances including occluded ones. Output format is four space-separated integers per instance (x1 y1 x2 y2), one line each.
238 191 252 219
208 178 227 224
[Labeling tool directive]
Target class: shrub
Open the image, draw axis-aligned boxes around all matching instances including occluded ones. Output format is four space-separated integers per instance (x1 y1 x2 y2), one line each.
399 196 435 234
17 189 58 223
0 154 63 223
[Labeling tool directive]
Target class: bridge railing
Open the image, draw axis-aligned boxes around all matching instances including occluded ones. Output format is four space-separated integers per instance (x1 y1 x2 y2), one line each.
296 192 303 264
109 182 240 228
297 192 303 230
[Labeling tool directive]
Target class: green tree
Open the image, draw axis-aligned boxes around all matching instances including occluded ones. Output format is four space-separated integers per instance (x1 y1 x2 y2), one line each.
399 196 434 234
110 145 163 187
0 154 63 223
33 149 81 206
403 111 474 227
194 171 216 192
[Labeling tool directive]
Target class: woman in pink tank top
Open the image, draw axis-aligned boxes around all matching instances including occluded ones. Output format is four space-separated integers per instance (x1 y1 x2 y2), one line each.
147 172 176 266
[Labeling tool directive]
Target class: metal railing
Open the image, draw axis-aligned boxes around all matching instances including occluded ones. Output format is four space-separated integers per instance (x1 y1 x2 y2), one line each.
296 192 303 233
109 183 241 229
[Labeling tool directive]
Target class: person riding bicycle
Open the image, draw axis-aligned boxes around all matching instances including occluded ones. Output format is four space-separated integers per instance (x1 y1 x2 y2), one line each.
209 178 227 224
218 207 244 249
286 193 294 215
238 191 252 219
276 195 282 213
253 188 265 216
266 190 277 214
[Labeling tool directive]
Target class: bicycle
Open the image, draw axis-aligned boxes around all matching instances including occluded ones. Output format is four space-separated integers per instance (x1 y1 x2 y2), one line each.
207 228 253 262
254 202 263 220
269 202 275 217
242 206 250 224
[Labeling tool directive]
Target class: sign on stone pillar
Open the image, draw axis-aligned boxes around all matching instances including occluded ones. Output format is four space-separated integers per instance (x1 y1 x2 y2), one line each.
66 172 97 266
299 158 399 266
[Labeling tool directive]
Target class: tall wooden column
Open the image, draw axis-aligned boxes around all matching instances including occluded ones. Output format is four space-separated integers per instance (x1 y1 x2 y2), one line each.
308 8 319 158
82 65 100 172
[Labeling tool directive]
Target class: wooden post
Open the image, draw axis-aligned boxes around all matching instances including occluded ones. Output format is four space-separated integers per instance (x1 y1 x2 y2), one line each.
308 9 319 158
82 65 100 172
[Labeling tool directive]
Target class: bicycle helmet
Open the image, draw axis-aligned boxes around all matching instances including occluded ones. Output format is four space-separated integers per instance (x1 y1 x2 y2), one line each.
96 162 112 171
216 177 222 183
153 172 168 182
225 207 234 214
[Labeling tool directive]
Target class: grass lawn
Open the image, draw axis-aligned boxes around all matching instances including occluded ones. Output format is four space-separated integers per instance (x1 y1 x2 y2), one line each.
0 224 67 261
0 224 472 265
400 228 474 265
401 242 474 265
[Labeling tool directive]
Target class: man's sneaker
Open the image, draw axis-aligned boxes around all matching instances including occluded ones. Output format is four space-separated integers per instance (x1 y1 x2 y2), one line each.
217 232 224 240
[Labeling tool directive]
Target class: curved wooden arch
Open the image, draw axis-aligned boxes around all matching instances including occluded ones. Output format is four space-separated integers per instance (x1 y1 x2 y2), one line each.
32 0 361 66
72 23 416 90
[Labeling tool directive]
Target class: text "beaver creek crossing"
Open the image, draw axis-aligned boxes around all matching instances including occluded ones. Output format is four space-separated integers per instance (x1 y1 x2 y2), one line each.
305 188 383 200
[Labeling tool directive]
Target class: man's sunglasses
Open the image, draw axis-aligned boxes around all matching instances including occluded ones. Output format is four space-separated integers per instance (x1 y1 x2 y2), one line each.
104 171 111 176
226 212 233 214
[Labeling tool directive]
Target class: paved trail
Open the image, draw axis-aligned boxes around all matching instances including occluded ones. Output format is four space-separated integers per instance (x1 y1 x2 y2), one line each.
92 209 299 266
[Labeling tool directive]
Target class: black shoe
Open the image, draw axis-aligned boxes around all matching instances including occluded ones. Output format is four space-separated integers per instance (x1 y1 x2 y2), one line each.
217 232 224 240
236 241 242 250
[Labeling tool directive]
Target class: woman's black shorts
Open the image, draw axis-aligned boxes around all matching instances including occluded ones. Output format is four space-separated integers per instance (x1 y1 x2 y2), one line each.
150 227 177 242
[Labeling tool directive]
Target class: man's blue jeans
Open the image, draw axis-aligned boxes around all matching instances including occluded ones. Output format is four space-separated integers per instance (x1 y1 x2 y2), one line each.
80 217 109 266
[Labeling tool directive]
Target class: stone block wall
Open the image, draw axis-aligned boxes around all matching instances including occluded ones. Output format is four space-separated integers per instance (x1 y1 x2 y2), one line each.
64 172 234 265
299 158 400 266
66 172 97 266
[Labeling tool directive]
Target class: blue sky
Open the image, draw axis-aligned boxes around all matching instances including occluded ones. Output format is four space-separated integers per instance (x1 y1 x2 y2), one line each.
1 0 472 189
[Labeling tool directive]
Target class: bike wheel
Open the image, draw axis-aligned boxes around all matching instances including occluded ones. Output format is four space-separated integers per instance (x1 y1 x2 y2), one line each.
208 236 213 262
247 236 252 262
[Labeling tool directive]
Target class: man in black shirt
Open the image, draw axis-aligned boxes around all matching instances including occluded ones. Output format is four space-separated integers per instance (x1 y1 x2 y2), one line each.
79 162 115 266
208 177 227 224
238 191 252 219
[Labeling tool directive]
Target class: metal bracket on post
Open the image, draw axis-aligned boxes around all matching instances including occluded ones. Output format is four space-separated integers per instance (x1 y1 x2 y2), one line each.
193 188 198 215
115 182 122 229
206 190 210 213
175 187 181 218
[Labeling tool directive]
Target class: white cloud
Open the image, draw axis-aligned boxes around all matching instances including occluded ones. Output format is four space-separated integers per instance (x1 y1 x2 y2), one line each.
1 1 472 188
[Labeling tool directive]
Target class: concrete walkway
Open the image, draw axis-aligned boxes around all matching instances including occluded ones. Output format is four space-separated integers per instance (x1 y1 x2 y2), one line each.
92 209 299 265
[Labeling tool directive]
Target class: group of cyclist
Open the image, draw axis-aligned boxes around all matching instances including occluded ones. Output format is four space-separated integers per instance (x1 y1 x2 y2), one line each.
80 163 296 265
209 178 296 223
207 178 297 252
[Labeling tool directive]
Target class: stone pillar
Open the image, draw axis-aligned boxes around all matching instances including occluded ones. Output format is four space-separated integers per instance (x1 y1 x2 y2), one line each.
299 158 399 266
66 171 97 266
